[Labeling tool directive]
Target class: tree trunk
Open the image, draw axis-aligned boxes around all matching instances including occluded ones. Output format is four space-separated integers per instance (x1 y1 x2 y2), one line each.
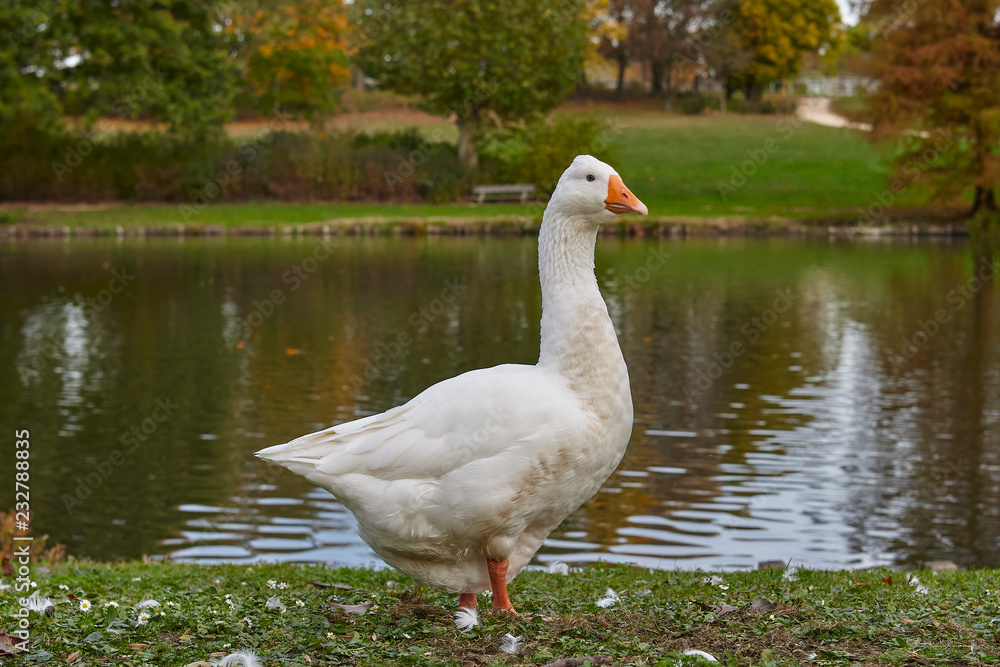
662 62 674 112
971 186 997 214
650 60 664 96
615 54 627 100
457 112 479 172
718 82 727 115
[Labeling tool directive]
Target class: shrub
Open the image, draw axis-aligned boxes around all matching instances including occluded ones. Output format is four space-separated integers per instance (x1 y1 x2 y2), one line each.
747 93 799 115
477 117 618 195
675 92 719 115
0 125 463 204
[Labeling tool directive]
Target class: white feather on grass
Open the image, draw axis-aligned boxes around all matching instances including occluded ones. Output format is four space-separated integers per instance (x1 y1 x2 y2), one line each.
683 649 718 661
23 592 55 614
547 561 569 575
595 588 620 608
136 599 160 608
499 633 524 654
264 596 285 611
454 606 479 632
210 648 262 667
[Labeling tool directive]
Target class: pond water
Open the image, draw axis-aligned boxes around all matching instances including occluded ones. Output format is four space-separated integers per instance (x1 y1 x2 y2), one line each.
1 235 998 571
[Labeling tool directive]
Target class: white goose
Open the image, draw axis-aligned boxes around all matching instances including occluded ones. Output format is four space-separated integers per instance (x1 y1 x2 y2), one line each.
257 155 647 613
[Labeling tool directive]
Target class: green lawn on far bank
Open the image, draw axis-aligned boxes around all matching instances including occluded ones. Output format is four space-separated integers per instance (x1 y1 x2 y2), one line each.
2 114 898 230
3 561 998 666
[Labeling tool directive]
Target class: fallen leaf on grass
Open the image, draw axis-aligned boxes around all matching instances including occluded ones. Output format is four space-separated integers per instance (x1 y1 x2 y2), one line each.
209 652 228 658
0 631 29 654
66 650 81 663
183 662 212 667
331 601 373 615
129 643 149 650
308 581 352 590
750 597 776 612
693 600 739 615
900 618 915 624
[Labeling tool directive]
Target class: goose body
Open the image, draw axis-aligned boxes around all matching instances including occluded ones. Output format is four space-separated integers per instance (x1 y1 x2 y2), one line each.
257 155 647 611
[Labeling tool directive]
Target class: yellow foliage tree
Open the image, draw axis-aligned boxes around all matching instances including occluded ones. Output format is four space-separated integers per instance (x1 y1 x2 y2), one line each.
237 0 352 130
734 0 843 98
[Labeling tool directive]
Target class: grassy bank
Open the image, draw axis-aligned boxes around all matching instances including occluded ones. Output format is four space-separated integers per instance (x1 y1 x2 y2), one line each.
2 112 924 231
2 561 997 666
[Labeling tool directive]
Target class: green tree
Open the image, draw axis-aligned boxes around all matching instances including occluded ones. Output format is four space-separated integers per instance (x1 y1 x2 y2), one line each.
0 0 236 141
63 0 236 140
0 1 67 137
732 0 842 98
355 0 589 170
865 0 1000 214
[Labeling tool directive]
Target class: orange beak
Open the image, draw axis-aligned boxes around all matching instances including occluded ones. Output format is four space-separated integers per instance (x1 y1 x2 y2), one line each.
605 174 648 215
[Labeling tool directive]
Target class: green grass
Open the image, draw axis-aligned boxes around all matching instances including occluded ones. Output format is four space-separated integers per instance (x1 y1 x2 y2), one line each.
4 111 896 228
3 561 998 666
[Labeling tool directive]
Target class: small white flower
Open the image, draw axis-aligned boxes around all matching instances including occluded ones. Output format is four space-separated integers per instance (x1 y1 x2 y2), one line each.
137 611 151 625
29 581 37 589
242 617 253 628
223 644 232 649
58 584 69 591
104 600 119 608
454 606 479 632
265 596 285 611
683 649 718 662
227 598 236 609
596 588 620 608
132 577 141 582
278 582 288 590
719 584 730 591
295 599 305 607
782 566 799 582
326 632 335 639
165 601 176 607
210 648 263 667
907 574 929 595
23 592 55 614
548 561 570 576
79 599 92 612
137 599 160 608
499 633 524 654
266 580 277 589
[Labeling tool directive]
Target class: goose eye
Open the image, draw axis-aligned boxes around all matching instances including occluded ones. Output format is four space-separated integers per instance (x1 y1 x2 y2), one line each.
586 175 595 182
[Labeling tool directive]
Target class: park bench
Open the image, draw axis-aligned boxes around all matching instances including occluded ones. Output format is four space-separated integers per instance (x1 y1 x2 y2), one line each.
472 183 536 204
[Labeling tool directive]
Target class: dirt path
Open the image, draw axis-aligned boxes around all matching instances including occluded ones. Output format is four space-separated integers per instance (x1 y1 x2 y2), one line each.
796 96 872 131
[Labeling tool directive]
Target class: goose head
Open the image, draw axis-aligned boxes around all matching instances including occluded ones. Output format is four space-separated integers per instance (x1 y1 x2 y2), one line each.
548 155 648 224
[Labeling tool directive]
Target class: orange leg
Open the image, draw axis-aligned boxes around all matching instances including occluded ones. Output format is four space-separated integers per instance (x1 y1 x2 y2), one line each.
458 592 477 609
487 559 516 613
